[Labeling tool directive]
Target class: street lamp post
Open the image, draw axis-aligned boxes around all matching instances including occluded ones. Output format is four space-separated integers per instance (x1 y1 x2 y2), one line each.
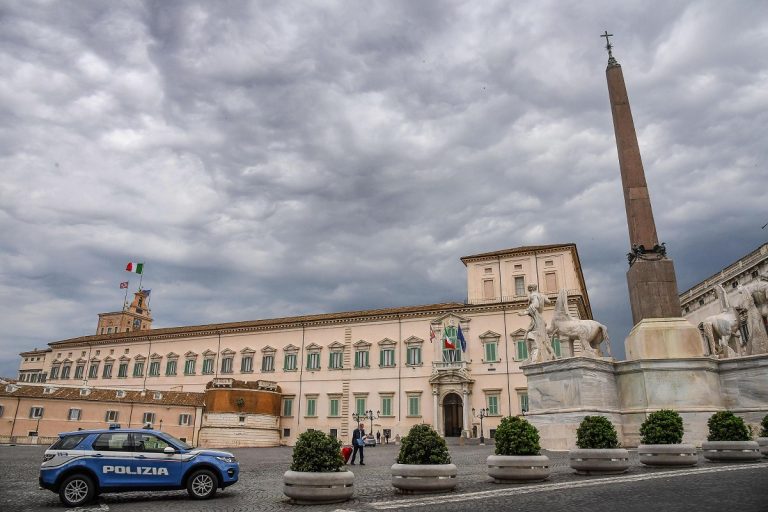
352 410 380 438
472 408 488 445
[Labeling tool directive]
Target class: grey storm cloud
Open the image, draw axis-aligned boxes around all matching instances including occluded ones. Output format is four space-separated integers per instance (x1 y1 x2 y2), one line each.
1 0 767 376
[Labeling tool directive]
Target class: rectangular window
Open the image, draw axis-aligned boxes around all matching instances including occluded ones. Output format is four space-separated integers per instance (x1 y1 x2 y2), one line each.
407 395 420 417
515 276 525 296
381 396 393 417
133 361 144 377
118 363 128 378
30 407 44 419
149 361 160 376
179 414 192 426
406 346 421 365
103 363 113 378
0 405 4 417
552 338 562 358
484 341 497 362
105 410 119 422
261 354 274 372
329 398 340 417
221 357 233 374
329 352 343 369
241 356 253 373
88 364 99 379
50 366 60 379
142 412 156 424
545 272 558 292
184 359 196 375
354 350 369 368
330 428 338 439
519 393 529 413
516 340 528 361
202 358 214 374
74 365 84 379
380 348 395 367
487 395 500 416
284 353 297 371
306 397 317 417
282 397 294 417
483 279 494 300
355 397 366 416
68 408 81 421
306 352 320 370
61 365 71 379
165 360 177 376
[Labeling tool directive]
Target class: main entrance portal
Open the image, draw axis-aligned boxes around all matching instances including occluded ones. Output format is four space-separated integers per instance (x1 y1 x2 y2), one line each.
443 393 463 437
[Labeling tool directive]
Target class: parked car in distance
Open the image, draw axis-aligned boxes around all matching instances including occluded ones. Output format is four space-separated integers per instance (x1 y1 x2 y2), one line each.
39 426 239 507
363 434 376 446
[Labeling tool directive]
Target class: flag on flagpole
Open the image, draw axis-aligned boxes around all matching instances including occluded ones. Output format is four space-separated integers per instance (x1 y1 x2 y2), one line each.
125 262 144 274
142 289 151 296
444 333 456 350
429 326 435 343
119 282 128 289
457 324 467 352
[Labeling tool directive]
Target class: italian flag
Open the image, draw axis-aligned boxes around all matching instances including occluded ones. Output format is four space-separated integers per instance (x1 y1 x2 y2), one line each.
125 262 144 274
444 334 456 350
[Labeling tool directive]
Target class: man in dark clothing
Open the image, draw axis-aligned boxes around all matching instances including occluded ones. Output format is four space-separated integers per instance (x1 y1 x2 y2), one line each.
376 431 381 444
350 423 365 465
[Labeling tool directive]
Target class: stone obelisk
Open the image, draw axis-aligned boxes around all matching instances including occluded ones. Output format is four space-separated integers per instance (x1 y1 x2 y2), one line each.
602 33 702 359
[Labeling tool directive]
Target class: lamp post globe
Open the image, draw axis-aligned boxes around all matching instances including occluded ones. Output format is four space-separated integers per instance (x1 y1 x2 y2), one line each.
473 408 488 445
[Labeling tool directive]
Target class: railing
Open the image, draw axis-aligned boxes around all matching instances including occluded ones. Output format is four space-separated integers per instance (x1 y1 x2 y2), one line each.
432 361 469 371
465 289 582 305
679 243 768 304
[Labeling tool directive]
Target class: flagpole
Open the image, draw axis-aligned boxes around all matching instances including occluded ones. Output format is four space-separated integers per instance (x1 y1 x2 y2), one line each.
138 272 144 291
123 282 130 311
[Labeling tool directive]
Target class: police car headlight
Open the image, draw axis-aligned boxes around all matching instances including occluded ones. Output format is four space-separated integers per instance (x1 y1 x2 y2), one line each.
42 454 55 462
215 456 237 463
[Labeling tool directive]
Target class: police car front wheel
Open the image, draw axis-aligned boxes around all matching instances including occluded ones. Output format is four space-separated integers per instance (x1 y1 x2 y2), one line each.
187 469 218 500
59 474 96 507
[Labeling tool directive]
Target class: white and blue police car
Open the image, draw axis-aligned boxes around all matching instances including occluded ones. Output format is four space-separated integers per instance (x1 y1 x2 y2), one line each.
39 425 239 506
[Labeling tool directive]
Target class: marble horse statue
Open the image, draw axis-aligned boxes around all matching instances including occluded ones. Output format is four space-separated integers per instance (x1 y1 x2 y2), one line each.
698 284 743 358
550 289 612 358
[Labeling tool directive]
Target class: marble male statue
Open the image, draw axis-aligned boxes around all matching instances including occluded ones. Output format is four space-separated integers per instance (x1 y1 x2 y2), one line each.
519 284 557 362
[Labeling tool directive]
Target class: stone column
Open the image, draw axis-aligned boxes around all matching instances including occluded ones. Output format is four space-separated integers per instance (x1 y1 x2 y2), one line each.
432 388 439 433
462 387 470 438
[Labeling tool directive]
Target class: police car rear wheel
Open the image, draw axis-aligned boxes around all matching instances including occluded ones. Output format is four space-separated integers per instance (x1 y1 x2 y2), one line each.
59 474 96 507
187 469 217 500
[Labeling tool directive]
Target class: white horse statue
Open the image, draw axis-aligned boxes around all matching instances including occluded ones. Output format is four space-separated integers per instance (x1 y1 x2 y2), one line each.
550 289 612 358
699 284 744 358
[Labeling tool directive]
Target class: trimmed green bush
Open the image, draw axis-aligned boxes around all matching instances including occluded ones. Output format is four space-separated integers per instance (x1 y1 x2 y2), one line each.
760 414 768 438
707 411 750 442
396 424 451 465
639 409 684 445
575 416 620 449
290 429 344 472
494 416 541 456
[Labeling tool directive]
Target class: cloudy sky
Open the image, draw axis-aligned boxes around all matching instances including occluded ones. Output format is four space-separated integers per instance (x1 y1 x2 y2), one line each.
1 0 766 377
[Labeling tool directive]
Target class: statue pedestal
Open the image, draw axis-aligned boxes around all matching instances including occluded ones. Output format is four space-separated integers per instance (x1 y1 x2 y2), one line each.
624 317 705 360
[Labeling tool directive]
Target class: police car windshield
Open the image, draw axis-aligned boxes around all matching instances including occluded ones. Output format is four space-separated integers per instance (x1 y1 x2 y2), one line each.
162 432 192 450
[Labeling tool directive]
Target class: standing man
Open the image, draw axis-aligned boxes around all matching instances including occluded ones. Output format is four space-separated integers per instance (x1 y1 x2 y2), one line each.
350 422 365 465
376 431 381 445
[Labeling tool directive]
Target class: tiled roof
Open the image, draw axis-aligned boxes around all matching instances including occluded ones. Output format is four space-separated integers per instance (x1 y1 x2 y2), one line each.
0 383 205 407
460 243 576 263
48 301 467 347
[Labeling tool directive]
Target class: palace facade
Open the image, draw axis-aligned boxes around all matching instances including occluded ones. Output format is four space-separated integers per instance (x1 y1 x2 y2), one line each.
12 244 592 446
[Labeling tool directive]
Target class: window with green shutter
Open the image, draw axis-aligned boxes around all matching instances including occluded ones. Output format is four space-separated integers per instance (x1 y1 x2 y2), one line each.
284 353 297 371
406 346 421 365
552 338 561 358
519 393 529 413
381 396 393 416
282 397 293 416
407 395 420 416
306 397 316 417
516 340 528 360
380 348 395 367
355 397 366 415
487 395 499 415
484 341 497 362
354 350 369 368
329 398 340 417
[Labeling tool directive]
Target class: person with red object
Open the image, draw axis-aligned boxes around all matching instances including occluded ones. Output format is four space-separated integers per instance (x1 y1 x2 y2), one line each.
350 423 365 465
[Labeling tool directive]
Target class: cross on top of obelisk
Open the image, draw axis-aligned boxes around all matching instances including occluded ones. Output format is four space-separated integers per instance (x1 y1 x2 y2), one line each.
601 30 619 67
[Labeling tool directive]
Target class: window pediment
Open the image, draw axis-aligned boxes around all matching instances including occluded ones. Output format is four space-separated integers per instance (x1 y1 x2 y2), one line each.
240 346 255 354
305 343 322 352
119 356 130 362
432 312 470 324
221 348 236 356
404 336 424 346
90 356 101 362
103 356 115 362
166 353 179 359
202 349 216 356
184 351 198 358
510 328 527 337
76 357 87 363
283 344 299 353
134 354 146 361
479 330 501 340
261 345 277 354
353 339 371 349
149 353 162 360
378 338 397 347
328 341 344 351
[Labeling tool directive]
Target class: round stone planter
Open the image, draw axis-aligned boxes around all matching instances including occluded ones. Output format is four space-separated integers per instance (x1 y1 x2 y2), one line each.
638 444 698 467
701 441 762 462
569 448 630 475
757 437 768 458
487 455 551 483
283 470 354 504
391 463 458 494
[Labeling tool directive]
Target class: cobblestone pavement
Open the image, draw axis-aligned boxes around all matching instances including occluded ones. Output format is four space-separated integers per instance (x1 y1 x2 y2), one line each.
1 443 766 512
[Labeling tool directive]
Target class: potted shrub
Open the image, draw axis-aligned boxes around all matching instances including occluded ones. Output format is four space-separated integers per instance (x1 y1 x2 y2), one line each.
391 424 457 494
569 416 629 474
283 430 354 504
487 416 550 482
758 414 768 457
701 411 761 462
637 409 697 466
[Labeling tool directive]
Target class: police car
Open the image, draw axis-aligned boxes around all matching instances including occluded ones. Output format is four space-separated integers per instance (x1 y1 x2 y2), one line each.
39 426 239 506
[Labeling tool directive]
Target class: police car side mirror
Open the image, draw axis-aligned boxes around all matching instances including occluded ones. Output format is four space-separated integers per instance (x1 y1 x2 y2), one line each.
163 447 176 455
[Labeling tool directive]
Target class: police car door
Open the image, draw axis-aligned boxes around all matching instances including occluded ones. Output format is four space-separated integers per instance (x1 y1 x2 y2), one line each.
90 431 136 488
131 432 183 487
